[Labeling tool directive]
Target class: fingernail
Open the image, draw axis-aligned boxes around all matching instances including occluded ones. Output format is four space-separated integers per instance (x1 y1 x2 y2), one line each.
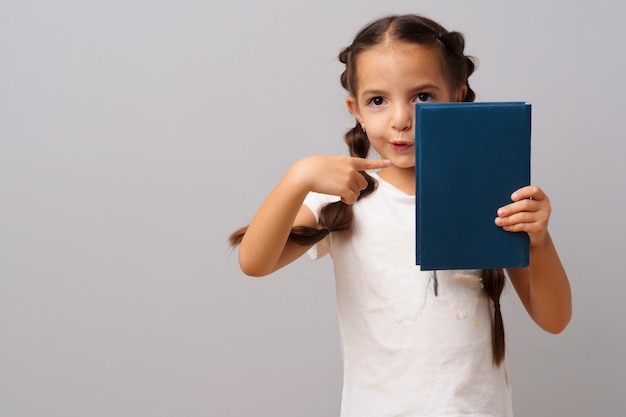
497 208 506 216
511 192 518 201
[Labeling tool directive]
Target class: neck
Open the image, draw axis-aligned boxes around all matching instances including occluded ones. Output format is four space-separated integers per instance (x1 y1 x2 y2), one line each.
378 166 416 195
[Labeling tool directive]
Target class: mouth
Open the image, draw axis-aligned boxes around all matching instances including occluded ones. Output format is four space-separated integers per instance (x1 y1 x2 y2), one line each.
390 141 414 152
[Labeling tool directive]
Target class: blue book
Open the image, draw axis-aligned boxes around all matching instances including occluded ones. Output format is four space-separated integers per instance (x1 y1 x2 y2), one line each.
415 102 531 270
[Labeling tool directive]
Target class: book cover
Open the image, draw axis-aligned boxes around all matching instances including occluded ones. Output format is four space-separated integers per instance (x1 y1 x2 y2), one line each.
415 102 531 270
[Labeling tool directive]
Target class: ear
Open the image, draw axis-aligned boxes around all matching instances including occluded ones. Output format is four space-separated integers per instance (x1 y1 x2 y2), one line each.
346 95 363 124
455 85 468 102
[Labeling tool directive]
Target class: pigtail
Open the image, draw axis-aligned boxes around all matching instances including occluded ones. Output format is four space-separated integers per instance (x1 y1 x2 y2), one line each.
444 27 499 364
230 40 379 249
434 30 476 103
463 56 476 102
436 24 506 364
277 43 380 243
229 226 247 247
481 268 507 366
339 46 351 86
229 123 377 248
291 122 377 243
314 123 377 233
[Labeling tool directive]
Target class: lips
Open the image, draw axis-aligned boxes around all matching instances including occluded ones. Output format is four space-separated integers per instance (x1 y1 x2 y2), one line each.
390 141 414 152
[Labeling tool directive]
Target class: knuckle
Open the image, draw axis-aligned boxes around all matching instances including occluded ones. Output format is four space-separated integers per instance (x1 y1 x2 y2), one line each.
344 193 357 205
545 202 552 214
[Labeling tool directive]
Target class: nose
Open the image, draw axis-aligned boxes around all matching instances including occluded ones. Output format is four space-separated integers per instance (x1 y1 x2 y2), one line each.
391 103 413 132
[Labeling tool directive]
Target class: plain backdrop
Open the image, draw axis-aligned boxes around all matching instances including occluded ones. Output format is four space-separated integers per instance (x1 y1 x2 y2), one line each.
2 1 625 416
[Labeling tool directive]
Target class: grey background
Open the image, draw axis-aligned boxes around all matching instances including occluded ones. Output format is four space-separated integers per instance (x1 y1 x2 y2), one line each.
1 1 624 416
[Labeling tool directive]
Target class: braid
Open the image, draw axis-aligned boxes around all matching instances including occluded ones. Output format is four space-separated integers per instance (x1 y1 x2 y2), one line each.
228 123 377 248
439 27 500 363
345 121 370 158
339 46 351 86
463 56 476 102
481 268 507 366
436 31 477 103
316 123 377 235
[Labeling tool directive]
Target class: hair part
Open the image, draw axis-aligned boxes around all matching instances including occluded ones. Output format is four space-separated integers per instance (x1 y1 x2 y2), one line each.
339 14 476 102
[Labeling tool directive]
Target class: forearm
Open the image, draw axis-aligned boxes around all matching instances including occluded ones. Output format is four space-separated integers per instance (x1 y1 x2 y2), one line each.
507 232 572 333
238 166 312 277
236 155 389 276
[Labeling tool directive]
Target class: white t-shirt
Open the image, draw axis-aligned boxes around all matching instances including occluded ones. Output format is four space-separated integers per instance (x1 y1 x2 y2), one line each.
303 172 513 417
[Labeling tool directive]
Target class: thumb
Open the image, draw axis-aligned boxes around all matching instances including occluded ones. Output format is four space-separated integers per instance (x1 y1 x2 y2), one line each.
352 157 392 171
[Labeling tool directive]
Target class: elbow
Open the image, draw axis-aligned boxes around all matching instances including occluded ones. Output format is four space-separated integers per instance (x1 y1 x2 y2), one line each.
240 266 269 278
239 261 268 278
238 253 272 278
545 322 568 335
543 310 572 335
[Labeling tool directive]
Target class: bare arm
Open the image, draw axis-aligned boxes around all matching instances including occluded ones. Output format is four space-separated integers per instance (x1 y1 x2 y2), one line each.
496 186 572 333
238 155 390 277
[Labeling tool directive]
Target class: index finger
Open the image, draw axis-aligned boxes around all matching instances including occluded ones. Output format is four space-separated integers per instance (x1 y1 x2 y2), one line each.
351 157 392 171
511 185 546 202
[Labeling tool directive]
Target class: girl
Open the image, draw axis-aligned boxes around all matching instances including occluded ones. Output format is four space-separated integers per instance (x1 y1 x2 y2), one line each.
230 14 571 417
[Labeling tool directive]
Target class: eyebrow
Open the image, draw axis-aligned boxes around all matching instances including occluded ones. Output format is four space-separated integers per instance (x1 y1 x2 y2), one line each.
360 84 442 98
360 89 387 97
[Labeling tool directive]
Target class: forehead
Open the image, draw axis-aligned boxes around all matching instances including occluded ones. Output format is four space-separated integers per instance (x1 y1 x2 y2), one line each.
354 42 447 91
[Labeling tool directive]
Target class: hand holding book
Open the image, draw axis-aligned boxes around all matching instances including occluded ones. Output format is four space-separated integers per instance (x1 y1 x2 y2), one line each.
495 185 551 248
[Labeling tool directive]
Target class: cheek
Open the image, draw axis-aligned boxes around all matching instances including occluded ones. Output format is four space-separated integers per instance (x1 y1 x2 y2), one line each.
364 127 386 142
361 114 386 132
367 137 393 157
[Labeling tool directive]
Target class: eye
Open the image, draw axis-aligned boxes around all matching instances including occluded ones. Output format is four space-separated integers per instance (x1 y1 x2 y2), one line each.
368 96 385 106
415 93 434 103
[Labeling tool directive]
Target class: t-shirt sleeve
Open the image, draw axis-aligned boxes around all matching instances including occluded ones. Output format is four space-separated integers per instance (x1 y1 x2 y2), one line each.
302 192 340 260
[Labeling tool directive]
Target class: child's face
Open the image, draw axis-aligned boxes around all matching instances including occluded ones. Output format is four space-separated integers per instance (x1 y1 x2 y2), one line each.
346 42 466 171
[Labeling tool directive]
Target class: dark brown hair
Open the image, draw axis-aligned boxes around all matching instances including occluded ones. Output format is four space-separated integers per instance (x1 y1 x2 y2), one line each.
230 14 506 366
